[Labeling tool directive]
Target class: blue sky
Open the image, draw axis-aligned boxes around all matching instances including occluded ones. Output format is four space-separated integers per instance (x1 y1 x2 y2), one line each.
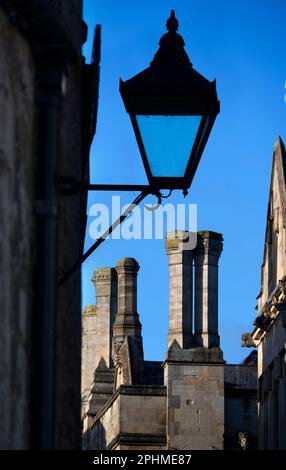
81 0 286 363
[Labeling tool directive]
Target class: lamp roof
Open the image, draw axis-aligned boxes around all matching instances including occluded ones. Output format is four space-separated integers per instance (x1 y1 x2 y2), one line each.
120 10 217 100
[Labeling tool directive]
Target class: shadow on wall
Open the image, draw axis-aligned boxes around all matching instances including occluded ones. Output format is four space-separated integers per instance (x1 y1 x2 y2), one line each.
82 420 106 450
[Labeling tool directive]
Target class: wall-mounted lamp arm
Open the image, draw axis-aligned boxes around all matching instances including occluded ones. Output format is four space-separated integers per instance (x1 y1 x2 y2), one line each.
58 189 159 285
58 178 174 195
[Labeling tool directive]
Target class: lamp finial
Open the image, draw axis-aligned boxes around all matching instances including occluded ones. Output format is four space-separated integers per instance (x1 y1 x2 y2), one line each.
151 10 190 65
166 10 179 33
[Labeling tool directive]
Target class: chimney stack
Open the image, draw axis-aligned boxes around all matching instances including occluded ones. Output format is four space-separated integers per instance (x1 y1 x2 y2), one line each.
165 230 223 351
164 230 224 450
193 231 223 348
92 267 117 369
165 231 194 349
81 305 97 414
112 258 142 355
112 258 143 384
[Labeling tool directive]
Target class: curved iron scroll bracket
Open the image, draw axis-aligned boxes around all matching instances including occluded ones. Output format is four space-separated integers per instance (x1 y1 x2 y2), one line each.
144 189 173 211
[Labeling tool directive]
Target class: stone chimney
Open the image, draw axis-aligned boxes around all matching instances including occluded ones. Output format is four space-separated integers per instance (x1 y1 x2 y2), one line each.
164 230 224 450
112 258 143 384
165 230 223 351
82 269 117 423
92 267 117 369
193 231 223 348
81 304 97 415
165 231 194 349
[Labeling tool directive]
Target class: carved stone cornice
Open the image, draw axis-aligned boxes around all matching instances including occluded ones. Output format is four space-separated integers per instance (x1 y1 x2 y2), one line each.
165 230 223 257
116 257 139 274
261 277 286 314
195 231 223 257
92 267 117 282
165 230 196 253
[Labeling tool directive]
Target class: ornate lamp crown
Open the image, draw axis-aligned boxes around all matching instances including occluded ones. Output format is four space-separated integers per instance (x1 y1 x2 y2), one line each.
151 10 191 66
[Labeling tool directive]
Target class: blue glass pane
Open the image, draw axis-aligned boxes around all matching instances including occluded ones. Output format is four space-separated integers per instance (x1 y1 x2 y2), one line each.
136 115 201 177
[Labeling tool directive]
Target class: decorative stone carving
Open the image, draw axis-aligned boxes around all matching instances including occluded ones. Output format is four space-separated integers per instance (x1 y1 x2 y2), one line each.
241 333 256 348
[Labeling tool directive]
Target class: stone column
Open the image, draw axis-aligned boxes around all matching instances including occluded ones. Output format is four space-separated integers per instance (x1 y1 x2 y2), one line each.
193 231 223 348
165 231 194 349
92 267 117 369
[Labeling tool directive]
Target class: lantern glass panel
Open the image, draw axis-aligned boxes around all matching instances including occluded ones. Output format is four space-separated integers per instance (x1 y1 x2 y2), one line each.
136 115 202 177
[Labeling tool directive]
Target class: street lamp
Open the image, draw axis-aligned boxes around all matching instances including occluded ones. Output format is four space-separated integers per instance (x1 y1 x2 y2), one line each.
59 10 219 284
120 10 219 192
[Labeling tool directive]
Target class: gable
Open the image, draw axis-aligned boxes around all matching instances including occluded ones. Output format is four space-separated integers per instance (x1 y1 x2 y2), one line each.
257 137 286 311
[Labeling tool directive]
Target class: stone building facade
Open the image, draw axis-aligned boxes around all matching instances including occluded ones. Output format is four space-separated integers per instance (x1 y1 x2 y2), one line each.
0 1 99 448
82 231 257 450
251 137 286 449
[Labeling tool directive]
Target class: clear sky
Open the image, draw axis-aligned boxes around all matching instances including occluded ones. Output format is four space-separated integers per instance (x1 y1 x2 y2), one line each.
81 0 286 363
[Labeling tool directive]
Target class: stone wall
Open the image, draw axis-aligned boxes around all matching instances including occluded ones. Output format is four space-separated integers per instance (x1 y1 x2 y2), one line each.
257 312 286 376
0 6 35 449
87 385 167 450
224 364 257 449
164 361 224 450
256 312 286 449
56 25 85 447
0 0 89 449
89 389 120 450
